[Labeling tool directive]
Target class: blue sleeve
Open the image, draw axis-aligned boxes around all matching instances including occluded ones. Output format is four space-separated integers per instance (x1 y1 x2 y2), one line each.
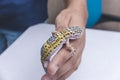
86 0 102 28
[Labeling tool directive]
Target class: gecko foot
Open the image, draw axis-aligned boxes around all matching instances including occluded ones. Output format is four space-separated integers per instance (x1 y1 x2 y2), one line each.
66 39 76 56
70 48 76 56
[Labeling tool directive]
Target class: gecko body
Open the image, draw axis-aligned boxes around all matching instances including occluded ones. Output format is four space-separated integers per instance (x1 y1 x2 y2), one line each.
41 26 83 69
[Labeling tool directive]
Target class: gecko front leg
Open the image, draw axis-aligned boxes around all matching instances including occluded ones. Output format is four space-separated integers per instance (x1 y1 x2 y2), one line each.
66 39 76 56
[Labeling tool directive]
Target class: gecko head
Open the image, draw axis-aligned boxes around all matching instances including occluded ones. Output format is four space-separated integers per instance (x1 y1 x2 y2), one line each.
68 26 83 39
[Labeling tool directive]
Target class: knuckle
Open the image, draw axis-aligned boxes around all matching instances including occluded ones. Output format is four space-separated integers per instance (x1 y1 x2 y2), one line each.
55 16 59 22
47 62 59 75
47 63 53 72
47 62 55 71
55 14 62 22
55 18 61 25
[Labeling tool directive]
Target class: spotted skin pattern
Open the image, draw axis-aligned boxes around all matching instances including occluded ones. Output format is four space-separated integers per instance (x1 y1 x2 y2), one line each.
41 26 83 69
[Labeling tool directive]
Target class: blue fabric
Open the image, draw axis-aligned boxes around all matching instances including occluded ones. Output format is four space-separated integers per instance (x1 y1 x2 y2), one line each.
0 0 48 31
86 0 102 28
0 29 22 54
0 32 7 54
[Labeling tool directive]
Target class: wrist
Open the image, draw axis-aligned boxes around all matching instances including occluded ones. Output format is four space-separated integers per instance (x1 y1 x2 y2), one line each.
66 1 88 26
65 0 87 11
65 0 88 19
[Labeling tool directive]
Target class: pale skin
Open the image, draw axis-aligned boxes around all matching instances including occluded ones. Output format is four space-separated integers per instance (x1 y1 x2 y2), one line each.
41 0 88 80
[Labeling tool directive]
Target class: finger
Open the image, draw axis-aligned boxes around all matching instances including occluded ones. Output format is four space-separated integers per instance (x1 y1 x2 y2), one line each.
54 52 82 80
58 57 81 80
47 45 73 75
47 13 72 75
54 37 85 80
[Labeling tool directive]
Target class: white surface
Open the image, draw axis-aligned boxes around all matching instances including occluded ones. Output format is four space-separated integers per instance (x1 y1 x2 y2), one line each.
0 24 120 80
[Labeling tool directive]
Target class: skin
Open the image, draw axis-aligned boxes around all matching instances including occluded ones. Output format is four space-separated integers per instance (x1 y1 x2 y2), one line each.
41 0 88 80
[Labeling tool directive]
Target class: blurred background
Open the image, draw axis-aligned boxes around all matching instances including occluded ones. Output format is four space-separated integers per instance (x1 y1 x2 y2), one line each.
94 0 120 31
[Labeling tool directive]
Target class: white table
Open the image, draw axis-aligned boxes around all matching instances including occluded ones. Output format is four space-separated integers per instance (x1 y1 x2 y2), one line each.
0 24 120 80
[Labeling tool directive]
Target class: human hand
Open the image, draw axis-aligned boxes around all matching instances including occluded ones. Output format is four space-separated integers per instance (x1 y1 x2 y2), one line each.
41 7 87 80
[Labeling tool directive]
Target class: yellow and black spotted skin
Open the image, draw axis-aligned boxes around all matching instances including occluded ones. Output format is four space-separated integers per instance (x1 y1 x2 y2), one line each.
41 26 83 68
